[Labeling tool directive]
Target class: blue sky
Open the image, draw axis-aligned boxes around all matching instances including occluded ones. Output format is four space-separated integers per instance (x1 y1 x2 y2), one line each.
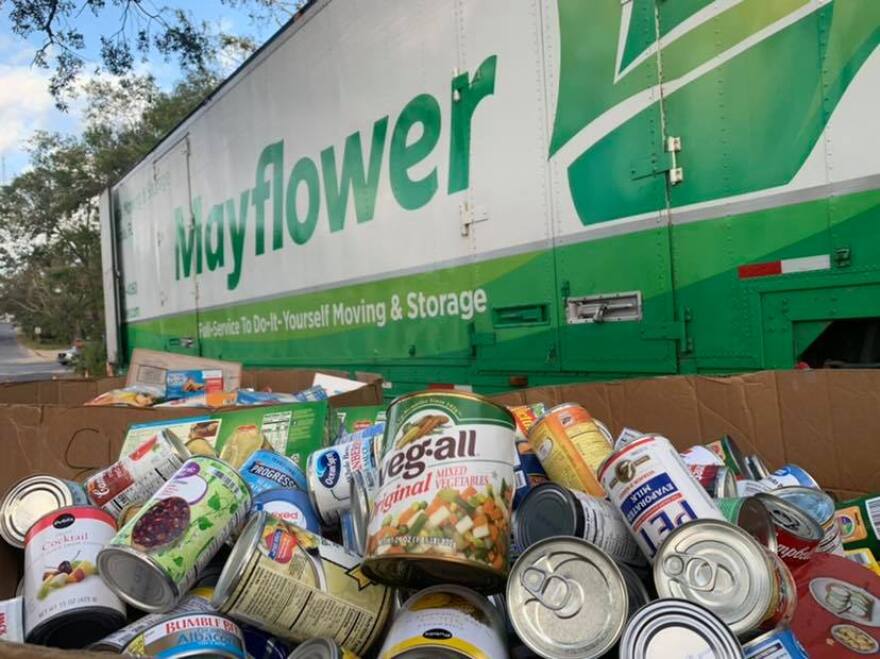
0 1 284 181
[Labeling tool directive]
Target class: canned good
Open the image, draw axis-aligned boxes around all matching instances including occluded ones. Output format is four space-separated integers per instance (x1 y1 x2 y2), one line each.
617 561 653 620
844 547 880 577
213 511 392 655
242 624 292 659
90 587 216 652
680 445 725 467
527 403 612 496
756 492 823 569
220 425 272 470
619 599 744 659
704 435 749 477
252 488 321 534
506 537 628 659
774 487 845 556
614 427 648 450
123 613 247 657
98 456 252 612
85 430 190 517
119 502 144 527
363 391 516 592
745 454 771 480
688 464 738 498
288 638 357 659
0 597 23 643
717 497 779 553
760 465 820 490
340 510 359 554
508 404 549 507
599 435 723 560
653 519 784 636
512 482 646 567
0 474 88 548
24 506 125 647
334 421 385 447
349 469 376 556
307 434 379 525
379 585 507 659
241 450 307 495
742 626 808 659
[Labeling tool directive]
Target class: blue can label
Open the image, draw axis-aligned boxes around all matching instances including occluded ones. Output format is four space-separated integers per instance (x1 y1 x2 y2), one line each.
240 450 307 496
316 451 342 488
512 442 548 509
743 626 808 659
252 489 320 533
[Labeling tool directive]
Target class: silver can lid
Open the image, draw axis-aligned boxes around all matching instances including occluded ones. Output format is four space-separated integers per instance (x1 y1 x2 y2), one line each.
653 519 774 635
96 544 179 612
349 469 373 556
213 510 266 610
512 483 580 551
1 474 76 547
506 537 628 659
755 493 824 541
287 638 342 659
619 599 744 659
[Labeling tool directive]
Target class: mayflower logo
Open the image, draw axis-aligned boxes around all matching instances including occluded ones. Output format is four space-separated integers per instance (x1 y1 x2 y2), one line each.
550 0 880 225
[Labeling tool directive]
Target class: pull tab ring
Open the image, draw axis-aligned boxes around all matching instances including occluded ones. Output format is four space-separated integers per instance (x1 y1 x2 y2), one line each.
520 565 573 611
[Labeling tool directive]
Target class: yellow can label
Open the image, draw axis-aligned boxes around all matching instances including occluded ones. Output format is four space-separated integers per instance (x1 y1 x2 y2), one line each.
836 506 868 543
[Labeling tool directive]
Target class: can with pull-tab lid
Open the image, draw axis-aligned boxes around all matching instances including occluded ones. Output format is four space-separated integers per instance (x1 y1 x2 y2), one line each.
0 475 88 548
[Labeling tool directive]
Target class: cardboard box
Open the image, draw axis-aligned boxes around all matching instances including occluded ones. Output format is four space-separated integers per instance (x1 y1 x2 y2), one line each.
492 369 880 501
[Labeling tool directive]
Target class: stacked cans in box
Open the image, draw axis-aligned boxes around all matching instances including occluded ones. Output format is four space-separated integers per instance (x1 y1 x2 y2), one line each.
2 391 879 659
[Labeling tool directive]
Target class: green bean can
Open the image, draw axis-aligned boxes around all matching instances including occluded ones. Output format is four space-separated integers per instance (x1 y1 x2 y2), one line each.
97 456 252 613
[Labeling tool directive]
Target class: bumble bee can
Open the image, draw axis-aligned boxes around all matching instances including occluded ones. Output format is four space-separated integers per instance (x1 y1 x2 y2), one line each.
123 613 246 658
379 586 507 659
24 506 125 648
213 511 392 656
362 391 517 593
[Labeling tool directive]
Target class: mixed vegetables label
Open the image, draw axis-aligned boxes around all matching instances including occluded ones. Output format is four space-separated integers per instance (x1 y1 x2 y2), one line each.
368 396 516 574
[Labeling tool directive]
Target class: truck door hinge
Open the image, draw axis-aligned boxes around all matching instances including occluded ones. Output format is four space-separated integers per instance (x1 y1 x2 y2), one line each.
666 136 683 185
640 308 693 353
629 136 683 185
460 203 489 236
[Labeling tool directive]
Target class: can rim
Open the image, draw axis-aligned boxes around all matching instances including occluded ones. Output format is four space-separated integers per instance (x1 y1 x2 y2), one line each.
1 475 78 547
288 637 341 659
160 428 192 462
212 510 265 609
773 485 835 524
755 492 824 540
512 483 581 550
24 504 116 545
349 470 372 556
362 551 508 594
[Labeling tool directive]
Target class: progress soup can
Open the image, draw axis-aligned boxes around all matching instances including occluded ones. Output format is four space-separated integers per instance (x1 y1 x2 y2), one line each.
85 430 190 517
307 434 380 525
379 585 507 659
363 391 516 593
240 450 307 496
98 456 252 612
212 511 392 655
24 506 126 648
599 435 723 561
527 403 612 497
0 475 88 548
123 613 246 658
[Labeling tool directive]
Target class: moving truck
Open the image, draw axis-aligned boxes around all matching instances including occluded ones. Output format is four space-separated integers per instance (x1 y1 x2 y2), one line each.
100 0 880 395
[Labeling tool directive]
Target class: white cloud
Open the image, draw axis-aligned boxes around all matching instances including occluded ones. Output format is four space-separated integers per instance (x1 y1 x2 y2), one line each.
0 63 55 154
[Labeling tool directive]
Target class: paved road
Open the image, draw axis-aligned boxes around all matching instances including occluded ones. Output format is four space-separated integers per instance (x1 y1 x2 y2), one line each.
0 323 69 382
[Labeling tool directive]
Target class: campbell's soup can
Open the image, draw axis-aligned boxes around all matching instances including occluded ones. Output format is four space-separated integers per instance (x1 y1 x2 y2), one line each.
124 613 246 657
599 435 723 560
379 585 507 659
363 391 517 593
307 434 380 525
86 430 190 517
527 403 612 496
24 506 125 647
756 492 823 569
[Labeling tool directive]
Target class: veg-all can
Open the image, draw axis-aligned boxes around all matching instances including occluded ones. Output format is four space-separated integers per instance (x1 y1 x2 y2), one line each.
379 585 507 659
527 403 612 496
98 455 252 612
24 506 125 647
240 450 307 495
742 626 808 659
619 599 744 659
756 493 823 569
307 434 380 525
86 430 190 517
687 464 737 498
0 475 87 548
212 511 392 655
775 486 845 556
512 482 646 567
717 497 778 553
599 435 723 561
90 587 216 652
508 404 549 508
363 391 516 592
124 613 247 657
252 488 320 534
506 537 629 659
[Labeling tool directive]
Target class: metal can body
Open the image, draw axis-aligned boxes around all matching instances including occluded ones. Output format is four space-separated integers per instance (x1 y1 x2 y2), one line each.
98 456 252 612
241 450 307 496
24 506 125 647
527 403 612 496
86 430 190 517
307 435 379 525
756 493 823 569
123 613 247 658
599 435 723 560
743 626 808 659
775 486 845 556
252 488 320 534
717 497 778 553
363 391 516 592
213 512 392 656
687 464 737 498
379 585 507 659
704 435 748 477
513 482 646 567
0 475 87 548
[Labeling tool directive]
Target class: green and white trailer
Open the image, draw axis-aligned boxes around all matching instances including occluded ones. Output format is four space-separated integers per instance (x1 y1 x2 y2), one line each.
100 0 880 396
